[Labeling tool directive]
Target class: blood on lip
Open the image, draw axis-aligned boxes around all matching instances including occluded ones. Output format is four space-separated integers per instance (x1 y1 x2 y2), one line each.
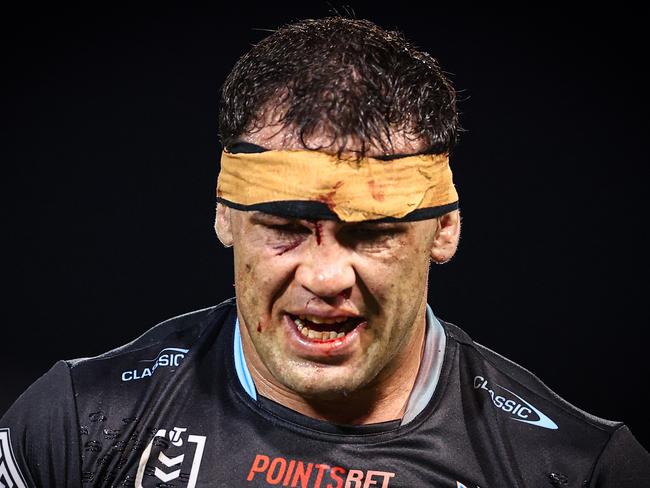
299 331 345 344
311 337 345 347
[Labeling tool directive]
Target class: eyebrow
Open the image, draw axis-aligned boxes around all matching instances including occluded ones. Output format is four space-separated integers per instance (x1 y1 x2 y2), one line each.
249 212 294 223
250 212 409 230
345 220 408 229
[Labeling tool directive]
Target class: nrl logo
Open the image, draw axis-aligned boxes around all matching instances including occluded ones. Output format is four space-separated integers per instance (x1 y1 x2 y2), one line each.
0 428 28 488
135 426 206 488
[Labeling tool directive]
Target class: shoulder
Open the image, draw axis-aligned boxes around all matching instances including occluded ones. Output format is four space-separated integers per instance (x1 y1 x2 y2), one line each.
68 297 236 370
0 360 80 485
0 299 238 485
66 297 237 398
440 320 650 485
442 320 622 433
2 299 237 410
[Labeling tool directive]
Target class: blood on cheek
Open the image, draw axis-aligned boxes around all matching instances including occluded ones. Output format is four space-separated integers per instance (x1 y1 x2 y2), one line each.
256 318 272 333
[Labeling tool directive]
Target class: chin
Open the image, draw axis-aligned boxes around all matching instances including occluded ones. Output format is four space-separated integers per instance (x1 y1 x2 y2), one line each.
274 366 372 400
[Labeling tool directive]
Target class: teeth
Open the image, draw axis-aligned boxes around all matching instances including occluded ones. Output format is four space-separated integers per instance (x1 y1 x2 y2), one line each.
292 316 350 340
300 314 349 325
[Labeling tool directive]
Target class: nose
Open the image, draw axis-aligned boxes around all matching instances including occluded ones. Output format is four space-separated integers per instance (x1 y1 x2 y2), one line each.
294 223 356 299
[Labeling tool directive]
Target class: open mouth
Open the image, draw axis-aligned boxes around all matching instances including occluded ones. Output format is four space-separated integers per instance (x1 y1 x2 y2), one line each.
288 314 364 341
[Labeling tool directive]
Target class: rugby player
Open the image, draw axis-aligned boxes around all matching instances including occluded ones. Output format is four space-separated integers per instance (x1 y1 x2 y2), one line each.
2 16 648 488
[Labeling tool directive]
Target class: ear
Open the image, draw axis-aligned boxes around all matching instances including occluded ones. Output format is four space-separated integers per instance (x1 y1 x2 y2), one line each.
215 203 234 247
429 209 461 264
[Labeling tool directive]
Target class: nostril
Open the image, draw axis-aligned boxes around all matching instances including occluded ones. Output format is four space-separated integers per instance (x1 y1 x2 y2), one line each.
337 289 352 300
318 288 353 304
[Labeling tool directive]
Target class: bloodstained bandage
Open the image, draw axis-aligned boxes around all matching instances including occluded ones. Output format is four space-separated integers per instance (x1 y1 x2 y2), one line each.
217 149 458 222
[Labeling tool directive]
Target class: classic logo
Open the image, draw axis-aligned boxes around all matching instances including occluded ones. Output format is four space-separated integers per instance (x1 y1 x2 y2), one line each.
0 428 28 488
121 347 189 382
135 426 206 488
473 375 558 430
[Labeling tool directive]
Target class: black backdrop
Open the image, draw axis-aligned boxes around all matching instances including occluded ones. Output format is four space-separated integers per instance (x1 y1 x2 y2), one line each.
4 5 648 449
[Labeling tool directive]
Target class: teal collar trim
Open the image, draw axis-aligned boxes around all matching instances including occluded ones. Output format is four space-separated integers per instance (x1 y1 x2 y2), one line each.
400 304 446 425
234 318 257 400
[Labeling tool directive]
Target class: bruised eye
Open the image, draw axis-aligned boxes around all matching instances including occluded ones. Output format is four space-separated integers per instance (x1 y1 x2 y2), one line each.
250 213 310 235
265 223 311 255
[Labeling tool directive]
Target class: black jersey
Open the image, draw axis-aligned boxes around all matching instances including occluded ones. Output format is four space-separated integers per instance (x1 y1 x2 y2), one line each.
2 298 649 488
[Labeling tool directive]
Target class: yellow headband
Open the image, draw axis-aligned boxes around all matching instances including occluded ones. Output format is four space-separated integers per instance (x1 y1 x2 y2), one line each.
216 149 458 222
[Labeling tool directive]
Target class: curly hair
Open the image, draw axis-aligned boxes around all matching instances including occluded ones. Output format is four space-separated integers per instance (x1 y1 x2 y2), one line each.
219 17 460 158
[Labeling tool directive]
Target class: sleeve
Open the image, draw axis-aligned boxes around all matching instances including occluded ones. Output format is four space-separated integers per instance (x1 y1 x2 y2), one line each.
590 424 650 487
0 361 81 487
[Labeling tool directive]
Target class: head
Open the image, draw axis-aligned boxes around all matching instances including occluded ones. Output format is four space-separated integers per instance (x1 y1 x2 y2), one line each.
215 17 461 401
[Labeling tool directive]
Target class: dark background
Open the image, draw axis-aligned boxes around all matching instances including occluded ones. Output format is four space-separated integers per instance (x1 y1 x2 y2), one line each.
3 5 648 448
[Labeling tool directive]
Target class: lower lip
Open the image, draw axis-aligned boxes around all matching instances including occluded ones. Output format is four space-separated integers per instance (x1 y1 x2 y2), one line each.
282 314 365 359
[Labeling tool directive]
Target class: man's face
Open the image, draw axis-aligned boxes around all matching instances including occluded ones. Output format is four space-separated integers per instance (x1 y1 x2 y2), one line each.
228 209 437 398
217 128 457 400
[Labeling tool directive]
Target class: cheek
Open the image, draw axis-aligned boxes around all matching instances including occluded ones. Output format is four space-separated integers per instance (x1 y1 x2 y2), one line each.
233 246 266 309
234 244 296 315
362 242 430 301
233 231 272 279
236 255 268 293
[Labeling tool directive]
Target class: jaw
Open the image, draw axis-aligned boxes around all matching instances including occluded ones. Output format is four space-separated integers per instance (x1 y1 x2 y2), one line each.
256 312 415 400
237 290 429 424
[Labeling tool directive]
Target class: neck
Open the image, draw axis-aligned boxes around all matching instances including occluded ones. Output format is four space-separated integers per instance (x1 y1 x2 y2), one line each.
240 305 427 425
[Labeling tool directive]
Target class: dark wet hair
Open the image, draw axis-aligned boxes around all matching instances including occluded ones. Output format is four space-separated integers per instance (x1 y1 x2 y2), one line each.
219 17 460 158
